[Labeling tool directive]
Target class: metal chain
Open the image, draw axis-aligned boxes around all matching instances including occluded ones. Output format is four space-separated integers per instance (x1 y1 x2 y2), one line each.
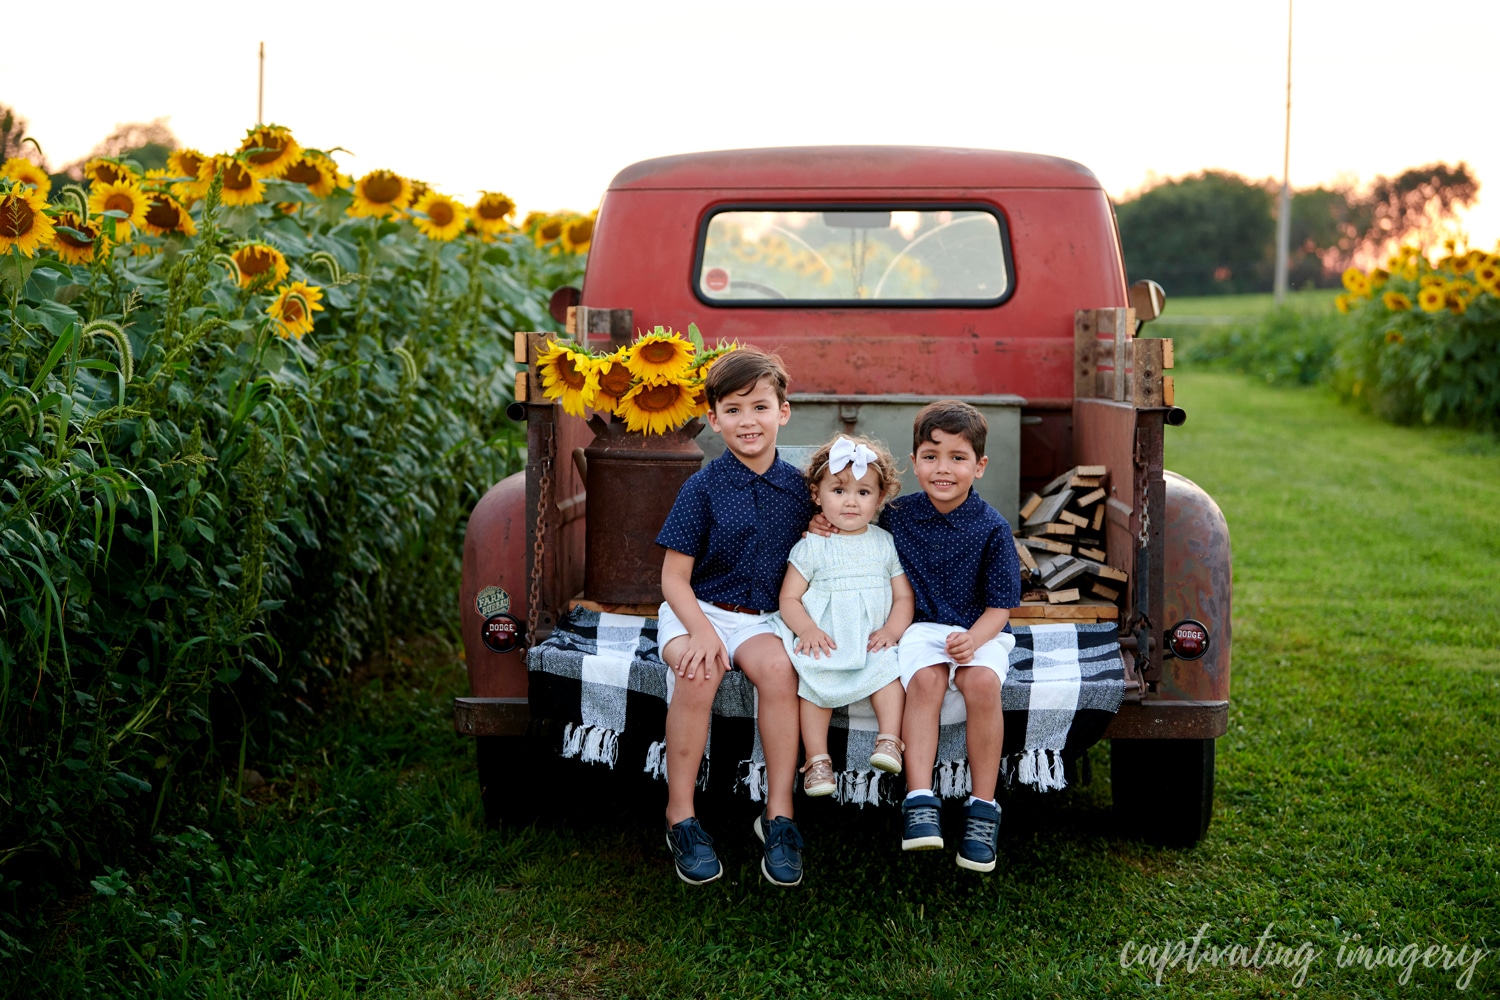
1137 487 1151 548
525 423 554 650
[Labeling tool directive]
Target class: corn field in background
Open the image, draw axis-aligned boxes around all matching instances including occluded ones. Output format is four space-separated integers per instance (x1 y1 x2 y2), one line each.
0 126 585 878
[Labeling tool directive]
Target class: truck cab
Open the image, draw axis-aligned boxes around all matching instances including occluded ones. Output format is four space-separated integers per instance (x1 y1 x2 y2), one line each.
457 147 1231 847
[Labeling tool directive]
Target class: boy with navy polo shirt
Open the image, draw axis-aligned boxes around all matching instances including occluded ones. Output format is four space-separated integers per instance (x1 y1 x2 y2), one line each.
880 400 1021 873
654 347 815 888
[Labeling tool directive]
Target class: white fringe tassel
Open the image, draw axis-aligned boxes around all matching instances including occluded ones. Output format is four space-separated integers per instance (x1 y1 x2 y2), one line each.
935 760 972 799
1007 749 1069 792
560 723 619 768
741 761 766 802
644 740 667 780
833 770 883 807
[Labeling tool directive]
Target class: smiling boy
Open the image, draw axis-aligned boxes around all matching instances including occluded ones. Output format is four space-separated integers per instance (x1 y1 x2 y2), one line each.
654 347 814 887
879 400 1021 872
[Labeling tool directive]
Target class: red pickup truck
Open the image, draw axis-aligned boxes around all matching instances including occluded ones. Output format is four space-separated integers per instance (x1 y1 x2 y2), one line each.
456 146 1231 847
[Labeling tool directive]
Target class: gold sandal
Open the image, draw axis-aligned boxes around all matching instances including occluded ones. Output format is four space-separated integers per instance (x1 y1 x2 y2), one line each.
870 734 905 774
800 754 836 796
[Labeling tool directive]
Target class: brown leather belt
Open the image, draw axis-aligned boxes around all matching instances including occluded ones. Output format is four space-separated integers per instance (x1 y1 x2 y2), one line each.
710 601 768 616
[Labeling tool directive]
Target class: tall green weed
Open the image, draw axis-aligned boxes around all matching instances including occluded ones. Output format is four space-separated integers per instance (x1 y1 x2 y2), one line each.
0 172 581 879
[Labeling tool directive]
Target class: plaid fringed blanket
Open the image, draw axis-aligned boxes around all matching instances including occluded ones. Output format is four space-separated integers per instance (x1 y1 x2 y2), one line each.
526 607 1124 805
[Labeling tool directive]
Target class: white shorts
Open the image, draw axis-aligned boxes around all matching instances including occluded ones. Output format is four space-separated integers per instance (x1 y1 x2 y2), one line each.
656 598 778 665
897 621 1016 691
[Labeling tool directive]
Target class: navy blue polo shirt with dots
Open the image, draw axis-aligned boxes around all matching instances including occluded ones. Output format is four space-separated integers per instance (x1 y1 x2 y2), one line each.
655 449 816 613
879 488 1022 631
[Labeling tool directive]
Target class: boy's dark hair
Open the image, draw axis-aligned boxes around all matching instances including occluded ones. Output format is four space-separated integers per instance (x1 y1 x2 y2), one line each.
705 346 790 408
912 399 988 458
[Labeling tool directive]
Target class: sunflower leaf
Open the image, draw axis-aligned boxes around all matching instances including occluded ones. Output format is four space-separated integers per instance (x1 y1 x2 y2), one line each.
100 210 131 220
0 248 36 293
686 322 705 353
54 226 96 244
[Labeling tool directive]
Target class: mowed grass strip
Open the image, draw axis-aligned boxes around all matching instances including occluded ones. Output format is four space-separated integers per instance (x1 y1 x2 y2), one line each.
4 374 1497 999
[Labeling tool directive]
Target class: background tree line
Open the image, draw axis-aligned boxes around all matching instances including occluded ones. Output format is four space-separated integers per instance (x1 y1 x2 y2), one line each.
1114 163 1479 296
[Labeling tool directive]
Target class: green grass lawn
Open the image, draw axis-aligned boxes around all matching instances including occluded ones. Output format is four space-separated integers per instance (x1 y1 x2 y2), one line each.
1163 289 1341 321
4 375 1498 999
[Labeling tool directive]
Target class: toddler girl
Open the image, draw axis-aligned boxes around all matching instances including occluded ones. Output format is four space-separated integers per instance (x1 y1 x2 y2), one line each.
771 435 915 796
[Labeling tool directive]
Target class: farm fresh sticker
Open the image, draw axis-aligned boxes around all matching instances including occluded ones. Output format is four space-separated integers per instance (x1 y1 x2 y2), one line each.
475 586 511 617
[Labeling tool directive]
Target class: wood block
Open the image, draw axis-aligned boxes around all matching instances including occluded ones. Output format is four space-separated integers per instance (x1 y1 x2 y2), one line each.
1041 467 1077 495
1091 582 1121 602
1019 492 1043 520
1074 312 1098 399
1024 521 1076 537
1024 490 1074 526
1020 537 1072 555
1041 557 1089 590
1131 337 1166 408
565 305 578 336
1059 510 1088 528
514 372 528 402
1077 556 1128 583
1163 375 1175 406
1020 589 1049 604
1047 588 1081 604
1076 464 1107 477
1077 545 1107 561
514 330 528 365
1013 537 1038 571
1161 338 1175 369
1073 488 1107 508
1091 504 1106 531
1011 598 1118 623
1068 475 1102 488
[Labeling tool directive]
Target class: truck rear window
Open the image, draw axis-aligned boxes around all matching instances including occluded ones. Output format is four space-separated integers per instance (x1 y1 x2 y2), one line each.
695 206 1012 306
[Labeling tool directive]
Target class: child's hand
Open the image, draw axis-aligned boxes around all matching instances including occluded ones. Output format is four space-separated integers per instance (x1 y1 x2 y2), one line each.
805 512 837 537
795 628 838 659
945 630 977 665
676 633 729 681
867 626 902 652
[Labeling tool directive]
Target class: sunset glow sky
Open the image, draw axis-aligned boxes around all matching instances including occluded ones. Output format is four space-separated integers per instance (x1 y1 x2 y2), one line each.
5 0 1497 249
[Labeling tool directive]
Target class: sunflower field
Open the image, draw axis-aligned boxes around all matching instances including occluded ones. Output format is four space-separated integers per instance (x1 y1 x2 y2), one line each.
0 125 587 878
1332 241 1500 428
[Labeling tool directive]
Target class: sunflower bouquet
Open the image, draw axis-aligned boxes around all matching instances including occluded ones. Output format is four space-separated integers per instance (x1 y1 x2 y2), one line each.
535 324 740 435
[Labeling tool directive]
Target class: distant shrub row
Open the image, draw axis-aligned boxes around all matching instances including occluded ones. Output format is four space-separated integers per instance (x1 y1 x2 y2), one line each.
1178 242 1500 430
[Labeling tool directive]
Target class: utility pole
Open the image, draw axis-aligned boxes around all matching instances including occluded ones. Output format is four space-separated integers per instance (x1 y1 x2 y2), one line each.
1272 1 1293 303
257 42 265 125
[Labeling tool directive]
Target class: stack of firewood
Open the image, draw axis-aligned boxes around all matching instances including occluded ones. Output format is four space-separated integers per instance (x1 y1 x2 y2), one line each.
1013 466 1128 605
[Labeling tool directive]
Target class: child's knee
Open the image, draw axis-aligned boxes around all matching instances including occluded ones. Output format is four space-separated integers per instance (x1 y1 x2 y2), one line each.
906 665 948 700
957 667 1001 704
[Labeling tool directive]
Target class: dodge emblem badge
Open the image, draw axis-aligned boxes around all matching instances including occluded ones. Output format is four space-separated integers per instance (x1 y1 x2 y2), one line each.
1166 619 1211 660
482 613 524 654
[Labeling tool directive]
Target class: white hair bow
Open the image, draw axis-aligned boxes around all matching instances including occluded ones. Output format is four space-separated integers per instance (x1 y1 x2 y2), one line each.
828 436 878 481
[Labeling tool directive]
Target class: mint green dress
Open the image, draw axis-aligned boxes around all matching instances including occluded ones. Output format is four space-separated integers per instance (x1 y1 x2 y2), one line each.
769 526 906 709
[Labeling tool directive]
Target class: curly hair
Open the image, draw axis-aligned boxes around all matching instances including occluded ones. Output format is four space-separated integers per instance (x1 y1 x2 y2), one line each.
804 434 902 507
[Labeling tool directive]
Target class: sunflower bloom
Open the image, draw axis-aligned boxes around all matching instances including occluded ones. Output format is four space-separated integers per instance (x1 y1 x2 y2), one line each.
1473 261 1500 293
533 214 565 245
1382 291 1411 312
1334 294 1352 314
1384 330 1404 345
1417 286 1447 312
562 215 594 254
231 242 290 289
616 376 699 435
0 186 56 257
1 157 51 198
84 157 138 186
204 156 267 207
348 170 412 218
238 125 301 178
267 281 324 339
167 148 211 201
1341 268 1369 297
591 351 635 413
281 153 339 197
471 191 516 235
142 191 197 237
411 191 467 241
536 341 600 417
87 179 149 239
50 210 104 265
625 329 695 381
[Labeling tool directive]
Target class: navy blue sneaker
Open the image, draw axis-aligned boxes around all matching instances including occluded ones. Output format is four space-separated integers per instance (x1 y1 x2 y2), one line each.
956 799 1001 872
666 817 723 885
753 812 804 887
901 792 944 851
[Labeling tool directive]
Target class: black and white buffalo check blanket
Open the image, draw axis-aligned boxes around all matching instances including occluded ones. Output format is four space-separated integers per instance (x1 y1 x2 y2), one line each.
526 607 1125 805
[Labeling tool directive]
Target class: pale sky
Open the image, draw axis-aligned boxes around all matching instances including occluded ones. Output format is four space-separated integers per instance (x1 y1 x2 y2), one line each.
5 0 1497 247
